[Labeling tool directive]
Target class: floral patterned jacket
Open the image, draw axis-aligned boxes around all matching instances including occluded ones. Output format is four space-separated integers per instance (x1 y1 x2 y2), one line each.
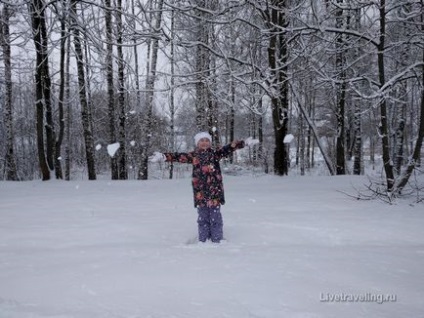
164 141 245 207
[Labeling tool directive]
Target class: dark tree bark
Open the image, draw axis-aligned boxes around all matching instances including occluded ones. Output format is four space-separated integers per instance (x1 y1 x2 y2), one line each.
377 0 395 192
54 11 67 180
352 7 363 176
194 0 210 131
138 0 164 180
169 6 176 179
267 0 289 176
1 4 18 180
29 0 51 180
64 27 72 181
130 0 144 180
229 79 235 164
30 0 55 172
116 0 127 180
395 4 424 193
104 0 119 180
335 0 347 175
70 0 96 180
393 5 412 176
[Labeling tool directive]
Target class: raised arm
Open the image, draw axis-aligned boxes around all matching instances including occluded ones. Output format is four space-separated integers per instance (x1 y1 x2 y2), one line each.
163 152 195 164
216 140 245 159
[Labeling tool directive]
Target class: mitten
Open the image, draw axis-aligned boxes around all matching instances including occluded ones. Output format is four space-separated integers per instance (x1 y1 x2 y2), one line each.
148 151 166 162
245 137 260 147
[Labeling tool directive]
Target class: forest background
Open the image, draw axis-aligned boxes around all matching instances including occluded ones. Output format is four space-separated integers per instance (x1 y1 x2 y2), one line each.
1 0 423 196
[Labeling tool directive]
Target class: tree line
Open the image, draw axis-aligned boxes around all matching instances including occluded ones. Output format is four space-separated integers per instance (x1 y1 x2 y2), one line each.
0 0 423 195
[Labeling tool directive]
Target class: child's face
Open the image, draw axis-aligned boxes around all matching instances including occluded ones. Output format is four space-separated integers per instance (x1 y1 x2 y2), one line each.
197 138 211 150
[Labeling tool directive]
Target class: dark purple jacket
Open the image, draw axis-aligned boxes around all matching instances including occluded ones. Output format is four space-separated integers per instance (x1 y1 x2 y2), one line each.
164 141 245 207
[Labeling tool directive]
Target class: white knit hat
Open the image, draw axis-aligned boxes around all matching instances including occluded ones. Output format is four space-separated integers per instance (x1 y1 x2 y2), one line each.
194 131 212 146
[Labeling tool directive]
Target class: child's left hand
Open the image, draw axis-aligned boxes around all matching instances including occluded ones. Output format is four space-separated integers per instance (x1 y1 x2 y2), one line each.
231 140 241 148
245 137 260 147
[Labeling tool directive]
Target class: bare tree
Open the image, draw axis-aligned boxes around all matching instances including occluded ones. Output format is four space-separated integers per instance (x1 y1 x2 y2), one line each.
116 0 128 180
138 0 164 180
376 0 395 192
54 3 69 180
391 3 414 175
104 0 119 179
334 0 348 175
70 0 96 180
265 0 290 175
3 0 422 184
169 2 176 179
194 0 211 131
352 5 363 175
130 0 143 179
395 0 424 193
28 0 53 180
64 32 72 181
1 3 18 180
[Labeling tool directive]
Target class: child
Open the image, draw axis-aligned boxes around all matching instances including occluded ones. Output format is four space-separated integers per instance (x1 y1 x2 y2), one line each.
150 132 245 243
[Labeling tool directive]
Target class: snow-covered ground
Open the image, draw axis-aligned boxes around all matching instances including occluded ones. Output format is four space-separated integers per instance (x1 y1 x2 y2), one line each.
0 173 423 318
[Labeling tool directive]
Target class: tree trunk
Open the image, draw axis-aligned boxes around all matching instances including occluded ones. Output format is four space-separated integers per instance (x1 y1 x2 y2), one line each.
299 115 305 176
195 1 210 131
393 6 411 175
1 4 18 180
395 5 424 193
70 0 96 180
54 13 67 180
353 100 363 175
104 0 119 180
29 0 55 172
31 0 55 173
82 13 96 174
131 0 144 180
116 0 127 180
65 24 72 181
268 1 289 176
207 50 219 147
229 79 235 163
138 0 164 180
352 7 363 175
40 14 55 173
393 94 406 175
335 0 346 175
395 78 424 192
29 0 50 180
377 0 395 192
169 6 176 179
294 93 336 175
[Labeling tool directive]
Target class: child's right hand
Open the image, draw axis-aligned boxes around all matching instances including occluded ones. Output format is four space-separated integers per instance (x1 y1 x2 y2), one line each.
148 152 165 162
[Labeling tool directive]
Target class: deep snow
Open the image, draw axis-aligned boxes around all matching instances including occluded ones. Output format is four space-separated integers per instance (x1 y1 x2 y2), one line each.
0 173 423 318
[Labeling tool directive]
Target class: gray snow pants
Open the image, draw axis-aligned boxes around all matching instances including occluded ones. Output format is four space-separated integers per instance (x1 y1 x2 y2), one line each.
197 206 223 243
